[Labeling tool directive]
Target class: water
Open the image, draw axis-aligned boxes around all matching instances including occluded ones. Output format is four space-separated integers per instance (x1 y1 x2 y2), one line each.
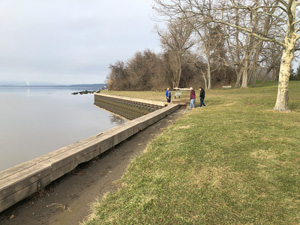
0 87 126 171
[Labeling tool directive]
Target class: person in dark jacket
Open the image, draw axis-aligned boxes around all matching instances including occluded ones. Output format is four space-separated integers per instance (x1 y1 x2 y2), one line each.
165 88 171 103
199 87 206 107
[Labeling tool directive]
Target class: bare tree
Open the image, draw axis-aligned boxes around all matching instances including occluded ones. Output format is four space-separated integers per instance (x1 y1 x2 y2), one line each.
154 0 300 111
211 0 299 111
156 19 195 88
155 0 226 90
107 61 129 90
217 0 282 88
247 0 284 87
194 18 226 89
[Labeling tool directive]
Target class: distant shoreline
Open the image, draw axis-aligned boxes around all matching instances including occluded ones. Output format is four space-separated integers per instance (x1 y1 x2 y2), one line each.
0 84 106 90
0 83 104 87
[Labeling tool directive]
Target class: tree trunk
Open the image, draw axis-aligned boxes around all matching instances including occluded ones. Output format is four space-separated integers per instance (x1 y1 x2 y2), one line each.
273 46 294 111
262 65 274 85
234 67 243 88
173 54 182 88
241 59 248 88
176 64 182 88
204 46 212 90
273 1 297 112
249 69 258 87
206 61 211 90
202 71 208 90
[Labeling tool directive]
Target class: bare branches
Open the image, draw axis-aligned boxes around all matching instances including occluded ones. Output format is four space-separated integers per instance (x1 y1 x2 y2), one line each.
221 4 288 14
277 0 289 8
293 18 300 25
212 18 286 47
156 19 195 88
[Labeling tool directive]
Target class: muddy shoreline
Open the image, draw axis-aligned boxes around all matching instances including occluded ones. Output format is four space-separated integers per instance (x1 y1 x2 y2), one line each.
0 109 184 225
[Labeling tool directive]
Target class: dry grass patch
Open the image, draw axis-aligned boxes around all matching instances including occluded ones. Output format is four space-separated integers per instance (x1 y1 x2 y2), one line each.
171 156 188 166
192 166 232 189
250 149 277 160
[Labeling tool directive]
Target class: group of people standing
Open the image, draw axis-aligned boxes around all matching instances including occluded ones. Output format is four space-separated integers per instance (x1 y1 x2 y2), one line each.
165 87 206 109
189 87 206 109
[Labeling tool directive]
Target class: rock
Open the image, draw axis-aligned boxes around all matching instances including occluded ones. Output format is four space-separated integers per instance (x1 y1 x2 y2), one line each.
71 90 95 95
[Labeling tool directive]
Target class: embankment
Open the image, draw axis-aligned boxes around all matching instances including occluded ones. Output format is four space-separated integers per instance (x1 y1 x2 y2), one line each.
94 93 166 120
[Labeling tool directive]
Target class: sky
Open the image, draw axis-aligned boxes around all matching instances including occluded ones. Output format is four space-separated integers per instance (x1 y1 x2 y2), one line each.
0 0 162 85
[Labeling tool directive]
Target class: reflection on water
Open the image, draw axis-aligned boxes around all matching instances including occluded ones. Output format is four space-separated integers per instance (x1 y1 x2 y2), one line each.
0 87 126 171
110 113 126 124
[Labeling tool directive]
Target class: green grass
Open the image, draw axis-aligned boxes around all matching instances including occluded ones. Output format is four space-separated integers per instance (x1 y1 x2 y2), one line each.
86 81 300 224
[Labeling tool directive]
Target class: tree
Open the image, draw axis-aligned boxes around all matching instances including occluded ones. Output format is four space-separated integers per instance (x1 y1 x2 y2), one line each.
261 43 282 84
154 0 300 111
157 19 195 88
126 50 168 90
107 61 129 90
194 17 226 89
219 0 299 111
155 0 227 90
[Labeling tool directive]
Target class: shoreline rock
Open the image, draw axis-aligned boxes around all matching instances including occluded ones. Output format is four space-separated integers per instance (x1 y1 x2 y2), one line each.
71 90 95 95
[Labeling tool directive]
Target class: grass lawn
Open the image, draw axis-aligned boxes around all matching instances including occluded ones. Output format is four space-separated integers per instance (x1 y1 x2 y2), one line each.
86 81 300 224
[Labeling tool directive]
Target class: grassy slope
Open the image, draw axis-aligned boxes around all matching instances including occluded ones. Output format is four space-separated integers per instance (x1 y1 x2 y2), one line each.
86 81 300 224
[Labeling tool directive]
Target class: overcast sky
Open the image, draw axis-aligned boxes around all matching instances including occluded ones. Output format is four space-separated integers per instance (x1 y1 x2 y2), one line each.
0 0 161 85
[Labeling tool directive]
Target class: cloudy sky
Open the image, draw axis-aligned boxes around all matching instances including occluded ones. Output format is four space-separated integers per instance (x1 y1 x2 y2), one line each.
0 0 162 85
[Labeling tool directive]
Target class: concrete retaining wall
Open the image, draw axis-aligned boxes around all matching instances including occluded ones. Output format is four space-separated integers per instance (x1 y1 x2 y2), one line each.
94 93 166 120
0 99 179 213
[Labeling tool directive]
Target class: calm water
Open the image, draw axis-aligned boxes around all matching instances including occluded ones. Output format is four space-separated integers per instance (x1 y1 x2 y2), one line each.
0 87 125 171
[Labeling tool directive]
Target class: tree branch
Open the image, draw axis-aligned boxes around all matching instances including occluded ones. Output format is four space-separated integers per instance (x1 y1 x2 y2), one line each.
277 0 289 8
293 19 300 25
216 4 287 14
212 19 286 48
256 10 286 22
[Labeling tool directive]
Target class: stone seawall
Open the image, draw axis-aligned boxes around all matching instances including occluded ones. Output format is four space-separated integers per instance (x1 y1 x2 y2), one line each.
94 93 166 120
0 96 179 213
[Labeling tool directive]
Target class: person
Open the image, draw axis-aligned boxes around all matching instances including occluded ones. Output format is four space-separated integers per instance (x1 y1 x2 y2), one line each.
190 87 196 109
165 88 171 103
199 87 206 107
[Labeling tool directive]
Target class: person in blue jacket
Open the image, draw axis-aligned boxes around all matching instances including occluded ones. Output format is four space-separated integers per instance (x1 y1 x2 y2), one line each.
165 88 171 103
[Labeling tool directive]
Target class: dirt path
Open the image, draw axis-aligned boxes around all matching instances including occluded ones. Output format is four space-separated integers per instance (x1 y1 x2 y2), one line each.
0 109 184 225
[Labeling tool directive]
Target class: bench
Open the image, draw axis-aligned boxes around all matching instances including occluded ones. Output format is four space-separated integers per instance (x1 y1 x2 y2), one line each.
174 92 182 99
222 86 232 89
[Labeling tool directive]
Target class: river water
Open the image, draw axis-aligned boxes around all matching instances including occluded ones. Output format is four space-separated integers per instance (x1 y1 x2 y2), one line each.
0 87 125 171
